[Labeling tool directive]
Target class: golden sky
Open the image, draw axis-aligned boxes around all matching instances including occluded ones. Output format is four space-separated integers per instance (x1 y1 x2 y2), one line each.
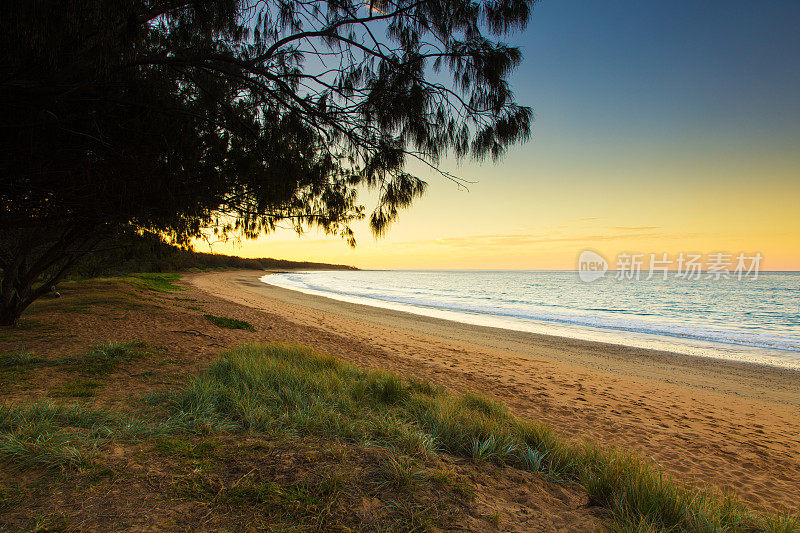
195 146 800 270
196 2 800 271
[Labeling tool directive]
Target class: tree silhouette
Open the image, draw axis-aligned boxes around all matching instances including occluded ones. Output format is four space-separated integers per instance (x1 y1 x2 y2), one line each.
0 0 533 324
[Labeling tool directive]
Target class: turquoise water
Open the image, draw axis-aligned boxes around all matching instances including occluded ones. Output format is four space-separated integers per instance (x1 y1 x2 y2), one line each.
262 270 800 369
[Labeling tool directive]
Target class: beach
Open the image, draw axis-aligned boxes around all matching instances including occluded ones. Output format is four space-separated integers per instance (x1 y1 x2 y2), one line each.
190 269 800 513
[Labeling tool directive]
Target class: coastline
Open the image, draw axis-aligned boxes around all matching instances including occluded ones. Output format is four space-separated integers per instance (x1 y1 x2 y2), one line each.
188 269 800 513
262 271 800 371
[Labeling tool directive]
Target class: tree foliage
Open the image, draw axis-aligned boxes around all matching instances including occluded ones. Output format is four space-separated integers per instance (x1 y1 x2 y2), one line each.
0 0 533 324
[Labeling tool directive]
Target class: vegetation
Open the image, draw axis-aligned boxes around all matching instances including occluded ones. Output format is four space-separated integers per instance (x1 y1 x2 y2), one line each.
0 341 797 530
2 341 149 374
0 350 43 368
60 341 152 375
204 314 256 331
125 273 187 293
70 231 357 279
0 275 796 530
0 403 117 471
160 344 797 532
1 0 532 324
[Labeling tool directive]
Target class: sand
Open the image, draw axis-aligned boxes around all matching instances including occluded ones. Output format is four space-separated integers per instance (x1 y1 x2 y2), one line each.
188 269 800 514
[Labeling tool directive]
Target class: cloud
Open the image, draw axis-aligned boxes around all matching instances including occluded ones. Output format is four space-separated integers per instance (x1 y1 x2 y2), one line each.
393 226 699 249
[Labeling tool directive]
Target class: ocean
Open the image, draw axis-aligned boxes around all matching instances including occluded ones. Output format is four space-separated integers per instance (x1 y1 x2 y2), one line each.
261 270 800 369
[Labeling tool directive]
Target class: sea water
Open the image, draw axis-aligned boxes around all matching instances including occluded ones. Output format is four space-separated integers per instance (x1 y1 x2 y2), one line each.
261 270 800 369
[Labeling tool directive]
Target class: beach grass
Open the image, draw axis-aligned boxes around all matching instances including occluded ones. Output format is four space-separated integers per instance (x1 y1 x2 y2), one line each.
125 272 186 292
0 402 120 471
160 343 799 532
203 314 256 331
60 341 151 375
0 350 45 368
2 336 797 530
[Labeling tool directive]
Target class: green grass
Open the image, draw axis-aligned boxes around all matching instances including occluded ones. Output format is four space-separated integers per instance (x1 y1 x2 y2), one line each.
62 341 151 374
0 401 173 474
0 351 45 368
49 379 103 398
2 341 796 531
0 403 120 471
161 343 799 533
25 286 149 314
0 351 48 386
125 273 186 292
223 475 347 520
153 436 221 461
203 314 255 331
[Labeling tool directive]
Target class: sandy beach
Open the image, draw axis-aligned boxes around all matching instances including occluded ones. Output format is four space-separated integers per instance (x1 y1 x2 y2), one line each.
189 269 800 514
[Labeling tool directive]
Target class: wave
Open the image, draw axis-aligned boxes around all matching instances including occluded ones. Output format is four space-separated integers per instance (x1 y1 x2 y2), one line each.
261 271 800 369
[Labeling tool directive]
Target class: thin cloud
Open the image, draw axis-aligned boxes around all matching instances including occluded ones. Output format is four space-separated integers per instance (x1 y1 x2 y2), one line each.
393 227 699 249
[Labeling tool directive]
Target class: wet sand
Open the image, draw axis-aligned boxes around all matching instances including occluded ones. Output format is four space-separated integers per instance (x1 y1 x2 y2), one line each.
189 269 800 513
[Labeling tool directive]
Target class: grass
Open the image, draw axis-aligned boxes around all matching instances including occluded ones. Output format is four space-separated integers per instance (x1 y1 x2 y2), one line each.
125 273 186 293
49 379 103 398
0 400 173 475
0 350 45 368
160 343 799 532
0 402 462 530
0 402 120 471
153 436 220 460
61 341 151 374
2 338 796 531
203 314 255 331
0 351 47 385
2 342 150 375
151 437 463 531
0 481 22 512
25 282 150 314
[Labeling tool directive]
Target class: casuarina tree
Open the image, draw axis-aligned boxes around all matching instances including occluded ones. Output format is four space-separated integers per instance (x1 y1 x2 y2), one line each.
0 0 533 325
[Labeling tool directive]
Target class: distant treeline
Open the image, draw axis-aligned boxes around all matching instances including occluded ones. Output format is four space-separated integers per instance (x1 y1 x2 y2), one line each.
70 232 357 278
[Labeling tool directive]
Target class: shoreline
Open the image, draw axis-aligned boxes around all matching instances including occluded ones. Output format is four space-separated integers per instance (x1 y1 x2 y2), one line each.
261 271 800 373
199 269 800 405
188 269 800 513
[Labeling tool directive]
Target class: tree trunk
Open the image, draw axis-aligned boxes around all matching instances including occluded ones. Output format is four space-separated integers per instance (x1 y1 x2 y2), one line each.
0 299 25 326
0 227 98 326
0 275 32 326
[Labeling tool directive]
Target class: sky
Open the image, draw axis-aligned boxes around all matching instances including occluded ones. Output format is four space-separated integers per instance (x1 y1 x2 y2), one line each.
196 0 800 270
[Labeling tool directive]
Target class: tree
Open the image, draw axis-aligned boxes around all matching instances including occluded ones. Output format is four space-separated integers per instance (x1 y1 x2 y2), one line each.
0 0 533 325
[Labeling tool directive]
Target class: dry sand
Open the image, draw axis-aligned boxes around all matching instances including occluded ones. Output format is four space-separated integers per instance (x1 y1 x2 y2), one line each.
188 269 800 514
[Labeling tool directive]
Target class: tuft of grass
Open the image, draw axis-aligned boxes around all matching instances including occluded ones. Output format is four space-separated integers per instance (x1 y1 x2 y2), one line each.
223 474 348 528
159 343 799 533
0 350 50 387
126 273 186 292
0 401 177 474
62 341 150 375
0 403 120 471
379 455 425 489
0 350 45 368
0 402 120 433
153 436 220 461
203 314 255 331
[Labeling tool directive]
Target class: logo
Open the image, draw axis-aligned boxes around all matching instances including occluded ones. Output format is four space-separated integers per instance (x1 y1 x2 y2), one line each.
578 250 608 282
